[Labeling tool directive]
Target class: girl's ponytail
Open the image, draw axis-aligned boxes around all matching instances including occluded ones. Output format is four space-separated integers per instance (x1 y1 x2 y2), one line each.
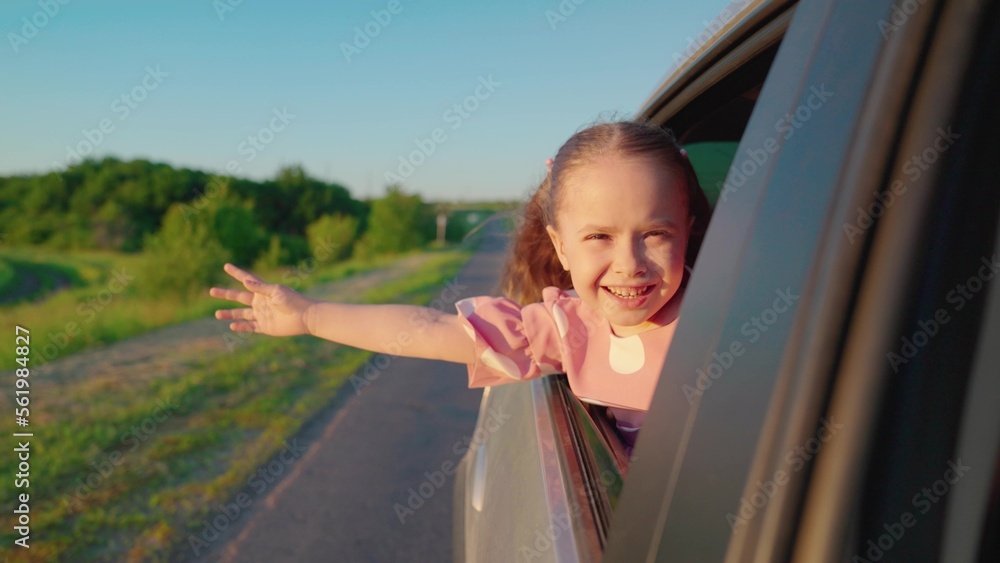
499 175 573 305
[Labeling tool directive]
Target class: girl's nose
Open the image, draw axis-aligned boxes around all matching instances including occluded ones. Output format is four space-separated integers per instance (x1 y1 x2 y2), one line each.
613 239 647 276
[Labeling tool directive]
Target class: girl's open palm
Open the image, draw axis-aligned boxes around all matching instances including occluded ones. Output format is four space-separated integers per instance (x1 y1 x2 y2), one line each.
209 263 315 337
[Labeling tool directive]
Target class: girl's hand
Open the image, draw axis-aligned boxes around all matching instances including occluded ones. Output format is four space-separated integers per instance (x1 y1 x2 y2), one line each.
209 263 316 337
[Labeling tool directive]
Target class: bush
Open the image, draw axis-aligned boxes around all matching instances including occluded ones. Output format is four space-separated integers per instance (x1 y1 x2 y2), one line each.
140 204 230 298
252 235 286 272
355 186 433 258
211 199 266 266
305 214 358 262
251 234 311 272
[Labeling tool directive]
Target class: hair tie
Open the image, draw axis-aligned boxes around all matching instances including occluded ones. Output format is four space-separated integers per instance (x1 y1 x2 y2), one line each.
679 148 688 158
545 158 554 172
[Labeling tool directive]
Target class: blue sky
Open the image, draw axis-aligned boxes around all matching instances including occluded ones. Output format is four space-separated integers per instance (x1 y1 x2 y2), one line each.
1 0 738 201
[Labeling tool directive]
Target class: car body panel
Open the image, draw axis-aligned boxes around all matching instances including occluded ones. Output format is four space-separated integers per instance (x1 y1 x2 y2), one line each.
454 381 598 562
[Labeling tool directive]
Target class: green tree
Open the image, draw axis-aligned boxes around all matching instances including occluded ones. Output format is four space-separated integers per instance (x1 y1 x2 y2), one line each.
305 214 359 262
140 204 230 298
168 179 266 266
354 185 434 258
251 165 361 235
0 158 366 253
251 234 310 272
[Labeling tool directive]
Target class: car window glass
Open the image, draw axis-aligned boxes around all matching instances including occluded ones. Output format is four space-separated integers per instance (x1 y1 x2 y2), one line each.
569 399 630 509
683 141 740 208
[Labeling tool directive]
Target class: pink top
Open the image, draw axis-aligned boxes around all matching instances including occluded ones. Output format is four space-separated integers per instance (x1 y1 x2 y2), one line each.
454 286 681 445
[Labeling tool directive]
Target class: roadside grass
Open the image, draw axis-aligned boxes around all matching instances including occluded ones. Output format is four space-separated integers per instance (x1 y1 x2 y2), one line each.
0 247 472 561
0 245 458 371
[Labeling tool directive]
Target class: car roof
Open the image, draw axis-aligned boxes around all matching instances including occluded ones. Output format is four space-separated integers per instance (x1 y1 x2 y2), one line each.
638 0 794 119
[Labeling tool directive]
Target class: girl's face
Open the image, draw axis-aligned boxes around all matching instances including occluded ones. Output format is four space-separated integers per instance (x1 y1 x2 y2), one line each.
546 155 692 337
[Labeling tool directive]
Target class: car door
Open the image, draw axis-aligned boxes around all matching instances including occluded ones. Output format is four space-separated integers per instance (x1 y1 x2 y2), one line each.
605 0 1000 562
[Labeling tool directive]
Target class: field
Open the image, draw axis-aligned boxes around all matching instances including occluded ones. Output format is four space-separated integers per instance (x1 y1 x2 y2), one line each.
0 244 475 561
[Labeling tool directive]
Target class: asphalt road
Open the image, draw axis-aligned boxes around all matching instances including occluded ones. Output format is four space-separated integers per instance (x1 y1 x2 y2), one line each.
196 221 510 563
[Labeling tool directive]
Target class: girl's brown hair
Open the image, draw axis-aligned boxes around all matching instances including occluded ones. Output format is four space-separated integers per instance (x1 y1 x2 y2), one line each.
499 120 712 305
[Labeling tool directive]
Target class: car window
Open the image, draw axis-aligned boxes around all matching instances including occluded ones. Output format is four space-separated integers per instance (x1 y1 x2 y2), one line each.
683 141 740 208
569 400 630 506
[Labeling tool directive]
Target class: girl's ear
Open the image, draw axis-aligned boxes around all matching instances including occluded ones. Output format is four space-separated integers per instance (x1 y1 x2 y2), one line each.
546 224 571 271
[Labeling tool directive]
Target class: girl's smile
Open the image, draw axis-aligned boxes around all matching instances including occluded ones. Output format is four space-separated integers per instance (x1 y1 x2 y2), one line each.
601 283 655 307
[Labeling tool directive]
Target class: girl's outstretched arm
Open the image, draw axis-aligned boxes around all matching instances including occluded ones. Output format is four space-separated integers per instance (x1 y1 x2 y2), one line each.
209 263 476 365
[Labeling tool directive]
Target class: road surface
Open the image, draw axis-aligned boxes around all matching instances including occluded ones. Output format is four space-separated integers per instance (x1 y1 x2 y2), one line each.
197 222 510 562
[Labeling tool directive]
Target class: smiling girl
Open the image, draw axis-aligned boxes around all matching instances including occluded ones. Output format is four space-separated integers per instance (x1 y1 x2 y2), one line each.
209 120 711 445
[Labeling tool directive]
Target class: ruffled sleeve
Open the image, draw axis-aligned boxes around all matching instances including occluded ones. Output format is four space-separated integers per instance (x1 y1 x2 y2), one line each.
454 292 565 388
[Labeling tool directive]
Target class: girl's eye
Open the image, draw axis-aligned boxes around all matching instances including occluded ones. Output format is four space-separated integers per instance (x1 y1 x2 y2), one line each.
585 233 610 241
645 230 672 239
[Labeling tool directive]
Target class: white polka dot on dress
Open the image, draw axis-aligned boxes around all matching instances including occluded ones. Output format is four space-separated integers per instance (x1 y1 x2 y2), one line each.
480 347 523 380
455 298 476 318
608 333 645 374
551 302 569 338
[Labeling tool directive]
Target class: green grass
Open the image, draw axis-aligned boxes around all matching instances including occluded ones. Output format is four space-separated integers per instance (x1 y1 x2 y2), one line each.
0 247 473 562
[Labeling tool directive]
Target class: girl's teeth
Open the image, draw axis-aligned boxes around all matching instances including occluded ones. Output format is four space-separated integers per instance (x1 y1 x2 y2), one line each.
608 286 644 298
